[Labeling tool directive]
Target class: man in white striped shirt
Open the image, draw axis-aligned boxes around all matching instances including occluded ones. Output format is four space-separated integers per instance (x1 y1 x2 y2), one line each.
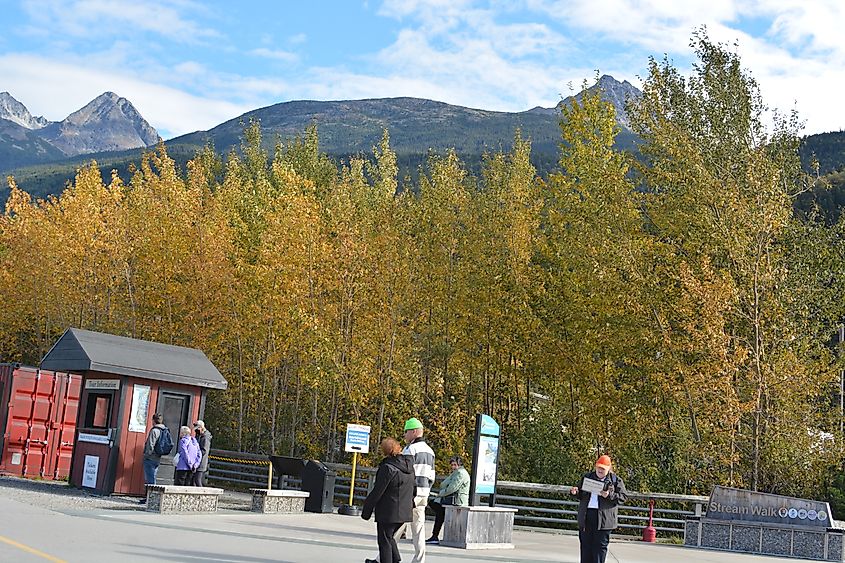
402 417 435 563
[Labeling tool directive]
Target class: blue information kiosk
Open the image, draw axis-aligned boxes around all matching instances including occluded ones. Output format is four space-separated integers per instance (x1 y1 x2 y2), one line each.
441 414 517 549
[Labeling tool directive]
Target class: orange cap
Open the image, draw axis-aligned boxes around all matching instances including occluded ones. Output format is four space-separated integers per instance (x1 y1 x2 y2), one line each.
596 455 612 469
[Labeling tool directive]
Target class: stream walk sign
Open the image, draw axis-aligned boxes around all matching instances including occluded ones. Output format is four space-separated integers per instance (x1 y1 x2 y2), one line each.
344 424 371 453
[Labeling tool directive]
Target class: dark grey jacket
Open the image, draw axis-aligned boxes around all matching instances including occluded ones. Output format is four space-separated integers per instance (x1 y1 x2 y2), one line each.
196 429 212 472
572 471 628 530
143 424 167 461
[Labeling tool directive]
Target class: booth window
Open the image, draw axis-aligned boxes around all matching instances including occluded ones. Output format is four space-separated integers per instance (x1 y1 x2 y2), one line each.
84 393 112 429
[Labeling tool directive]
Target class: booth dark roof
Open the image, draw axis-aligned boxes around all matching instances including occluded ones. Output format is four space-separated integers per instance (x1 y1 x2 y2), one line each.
40 328 228 390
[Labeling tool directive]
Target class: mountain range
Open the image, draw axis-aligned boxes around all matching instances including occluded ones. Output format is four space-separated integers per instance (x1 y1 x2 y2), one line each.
1 76 844 209
0 76 643 200
167 74 641 159
0 91 160 171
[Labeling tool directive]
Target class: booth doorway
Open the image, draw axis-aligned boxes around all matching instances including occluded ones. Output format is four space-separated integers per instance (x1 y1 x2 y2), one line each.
160 391 191 437
157 391 191 484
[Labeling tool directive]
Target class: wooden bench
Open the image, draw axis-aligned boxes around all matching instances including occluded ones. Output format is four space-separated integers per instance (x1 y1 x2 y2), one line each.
145 485 224 514
250 489 310 513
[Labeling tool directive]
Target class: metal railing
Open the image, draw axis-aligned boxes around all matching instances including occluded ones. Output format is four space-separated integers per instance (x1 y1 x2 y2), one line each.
493 481 706 535
327 462 378 505
207 449 708 536
208 449 274 489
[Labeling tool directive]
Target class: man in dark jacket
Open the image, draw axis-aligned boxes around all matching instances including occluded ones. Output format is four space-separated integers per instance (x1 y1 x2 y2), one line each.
362 437 415 563
192 420 212 486
569 455 628 563
141 413 167 503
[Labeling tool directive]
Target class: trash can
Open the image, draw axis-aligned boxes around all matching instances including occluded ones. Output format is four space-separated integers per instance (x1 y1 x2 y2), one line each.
302 460 336 513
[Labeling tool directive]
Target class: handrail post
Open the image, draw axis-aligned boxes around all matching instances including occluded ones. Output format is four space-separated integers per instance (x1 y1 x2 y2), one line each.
642 498 656 542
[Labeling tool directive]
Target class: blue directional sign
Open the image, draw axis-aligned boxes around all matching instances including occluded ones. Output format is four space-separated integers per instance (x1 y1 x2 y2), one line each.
479 414 500 437
345 423 371 453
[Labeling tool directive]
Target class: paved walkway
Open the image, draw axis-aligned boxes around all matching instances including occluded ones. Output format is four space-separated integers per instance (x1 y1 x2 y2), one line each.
0 489 818 563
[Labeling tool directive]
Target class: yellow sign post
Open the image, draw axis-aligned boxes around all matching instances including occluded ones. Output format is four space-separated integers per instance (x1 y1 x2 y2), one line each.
349 451 358 505
338 423 370 516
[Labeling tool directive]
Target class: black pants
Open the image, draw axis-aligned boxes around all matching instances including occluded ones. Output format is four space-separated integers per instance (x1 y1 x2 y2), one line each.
192 470 206 487
174 469 194 486
579 509 611 563
428 499 446 539
376 522 402 563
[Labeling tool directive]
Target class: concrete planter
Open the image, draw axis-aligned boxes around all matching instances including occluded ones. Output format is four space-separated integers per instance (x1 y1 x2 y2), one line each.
441 505 517 549
145 485 224 514
250 489 309 513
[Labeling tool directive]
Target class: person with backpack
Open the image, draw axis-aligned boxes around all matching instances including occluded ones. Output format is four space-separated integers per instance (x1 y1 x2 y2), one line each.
569 455 628 563
141 413 172 502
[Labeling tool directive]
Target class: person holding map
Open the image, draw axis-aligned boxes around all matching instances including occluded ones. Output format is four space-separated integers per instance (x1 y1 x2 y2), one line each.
569 454 628 563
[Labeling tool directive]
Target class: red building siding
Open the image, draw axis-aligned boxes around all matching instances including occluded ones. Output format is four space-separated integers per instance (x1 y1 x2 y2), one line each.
113 380 202 495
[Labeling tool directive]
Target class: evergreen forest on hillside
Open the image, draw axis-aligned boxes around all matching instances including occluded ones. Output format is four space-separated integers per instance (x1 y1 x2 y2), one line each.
3 34 845 511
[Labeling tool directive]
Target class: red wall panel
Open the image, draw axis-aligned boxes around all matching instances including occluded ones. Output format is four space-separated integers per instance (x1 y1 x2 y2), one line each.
0 366 81 480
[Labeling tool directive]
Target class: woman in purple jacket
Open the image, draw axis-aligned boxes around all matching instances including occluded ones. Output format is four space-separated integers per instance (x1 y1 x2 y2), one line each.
174 426 201 485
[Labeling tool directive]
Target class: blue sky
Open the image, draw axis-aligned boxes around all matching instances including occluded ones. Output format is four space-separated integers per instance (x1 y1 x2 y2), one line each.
1 0 844 138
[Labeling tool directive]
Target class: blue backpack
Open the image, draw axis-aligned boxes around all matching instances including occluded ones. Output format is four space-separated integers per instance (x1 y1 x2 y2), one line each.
154 427 174 455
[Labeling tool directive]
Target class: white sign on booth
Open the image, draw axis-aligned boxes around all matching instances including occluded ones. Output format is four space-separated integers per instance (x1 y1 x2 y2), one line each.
82 455 99 488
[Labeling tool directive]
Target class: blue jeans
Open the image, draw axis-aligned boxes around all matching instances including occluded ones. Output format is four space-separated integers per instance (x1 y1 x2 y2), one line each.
143 458 160 485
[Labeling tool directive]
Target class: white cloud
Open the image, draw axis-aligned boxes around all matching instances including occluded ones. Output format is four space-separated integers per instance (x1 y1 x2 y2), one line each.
305 31 598 113
361 2 584 111
731 35 845 134
172 61 207 76
521 0 845 132
250 48 299 63
379 0 476 24
755 0 845 57
20 0 219 43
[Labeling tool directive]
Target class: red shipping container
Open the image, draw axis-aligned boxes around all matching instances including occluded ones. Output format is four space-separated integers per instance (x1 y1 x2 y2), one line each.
0 364 81 480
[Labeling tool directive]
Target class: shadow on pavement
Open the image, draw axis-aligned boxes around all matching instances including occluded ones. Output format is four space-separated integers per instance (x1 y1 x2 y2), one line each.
118 545 295 562
246 520 375 542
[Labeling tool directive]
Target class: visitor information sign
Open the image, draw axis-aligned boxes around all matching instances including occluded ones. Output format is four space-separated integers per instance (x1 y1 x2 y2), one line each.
469 414 501 505
344 423 371 454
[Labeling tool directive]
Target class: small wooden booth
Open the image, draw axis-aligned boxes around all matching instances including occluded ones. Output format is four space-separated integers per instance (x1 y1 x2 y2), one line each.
40 328 227 496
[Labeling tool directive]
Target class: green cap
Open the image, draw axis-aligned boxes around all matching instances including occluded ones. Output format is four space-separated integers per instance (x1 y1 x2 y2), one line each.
404 417 423 431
